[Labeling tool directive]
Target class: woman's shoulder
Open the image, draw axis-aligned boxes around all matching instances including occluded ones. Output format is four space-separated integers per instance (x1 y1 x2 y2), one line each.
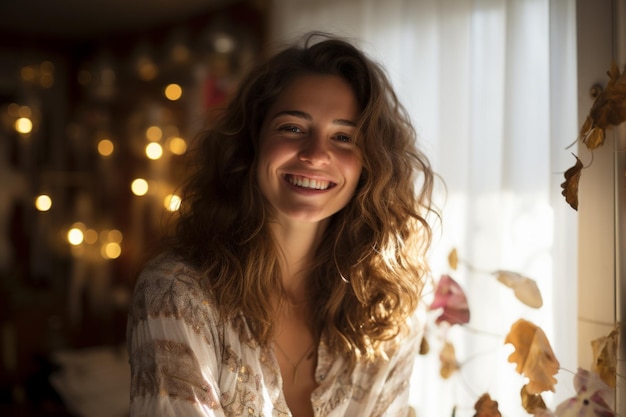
382 305 426 360
129 251 215 326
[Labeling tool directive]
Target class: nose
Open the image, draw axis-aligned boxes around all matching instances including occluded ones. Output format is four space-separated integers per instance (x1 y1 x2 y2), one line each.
298 134 330 165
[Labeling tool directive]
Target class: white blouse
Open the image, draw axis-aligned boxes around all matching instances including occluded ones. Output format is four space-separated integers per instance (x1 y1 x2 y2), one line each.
127 253 422 417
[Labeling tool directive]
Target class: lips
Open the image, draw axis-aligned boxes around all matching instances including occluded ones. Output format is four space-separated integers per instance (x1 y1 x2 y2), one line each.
284 174 334 190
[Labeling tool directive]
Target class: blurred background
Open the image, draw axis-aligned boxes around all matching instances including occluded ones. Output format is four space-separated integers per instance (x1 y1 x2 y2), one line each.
0 1 624 417
0 1 266 415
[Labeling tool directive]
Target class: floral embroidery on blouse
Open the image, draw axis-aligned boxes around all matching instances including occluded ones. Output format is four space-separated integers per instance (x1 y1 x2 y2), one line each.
127 252 423 417
130 339 221 409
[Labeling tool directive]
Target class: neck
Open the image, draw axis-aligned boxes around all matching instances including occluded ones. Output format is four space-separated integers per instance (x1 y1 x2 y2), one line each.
269 218 328 302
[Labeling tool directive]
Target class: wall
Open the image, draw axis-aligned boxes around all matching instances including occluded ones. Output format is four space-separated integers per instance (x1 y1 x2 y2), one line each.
576 0 625 412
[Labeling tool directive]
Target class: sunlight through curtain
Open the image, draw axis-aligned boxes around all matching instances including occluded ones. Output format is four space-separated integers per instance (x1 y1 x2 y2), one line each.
268 1 578 415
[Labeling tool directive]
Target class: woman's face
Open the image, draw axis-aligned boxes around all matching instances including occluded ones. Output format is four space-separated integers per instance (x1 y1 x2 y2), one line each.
256 74 363 226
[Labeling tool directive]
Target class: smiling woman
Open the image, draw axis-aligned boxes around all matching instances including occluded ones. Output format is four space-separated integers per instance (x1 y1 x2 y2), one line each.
127 32 437 417
256 74 362 226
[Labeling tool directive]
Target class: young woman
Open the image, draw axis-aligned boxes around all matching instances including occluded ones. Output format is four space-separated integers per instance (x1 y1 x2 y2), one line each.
127 32 436 417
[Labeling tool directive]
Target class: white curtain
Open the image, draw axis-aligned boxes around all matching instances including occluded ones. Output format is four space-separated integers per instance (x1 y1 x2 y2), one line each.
268 1 578 416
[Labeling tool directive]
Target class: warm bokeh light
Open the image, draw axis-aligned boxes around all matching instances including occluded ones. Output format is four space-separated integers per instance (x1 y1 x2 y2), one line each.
15 117 33 134
18 106 32 118
40 74 54 88
171 44 190 62
145 142 163 160
145 126 162 141
102 242 122 259
131 178 149 196
107 229 123 243
97 139 114 157
39 62 55 88
84 229 98 244
168 137 187 155
164 194 182 212
20 66 36 82
164 83 183 101
137 57 158 81
35 194 52 211
7 103 19 117
214 34 236 53
67 228 84 246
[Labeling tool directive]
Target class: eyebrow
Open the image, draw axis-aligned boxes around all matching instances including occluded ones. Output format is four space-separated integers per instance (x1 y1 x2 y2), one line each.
270 110 356 127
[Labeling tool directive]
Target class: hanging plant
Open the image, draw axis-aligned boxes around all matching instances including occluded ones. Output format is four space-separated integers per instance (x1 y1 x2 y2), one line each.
561 60 626 210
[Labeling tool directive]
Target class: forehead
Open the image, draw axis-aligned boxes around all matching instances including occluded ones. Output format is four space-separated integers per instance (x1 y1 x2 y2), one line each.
269 74 359 116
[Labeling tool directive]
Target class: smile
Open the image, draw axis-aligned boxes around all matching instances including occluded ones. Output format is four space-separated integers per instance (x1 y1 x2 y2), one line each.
284 174 333 190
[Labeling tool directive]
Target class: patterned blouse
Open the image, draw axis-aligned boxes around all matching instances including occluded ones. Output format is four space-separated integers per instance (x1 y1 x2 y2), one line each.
127 253 423 417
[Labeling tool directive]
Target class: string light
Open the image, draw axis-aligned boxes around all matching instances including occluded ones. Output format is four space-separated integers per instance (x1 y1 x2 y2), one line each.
145 142 163 160
164 83 183 101
102 242 122 259
67 228 84 246
97 139 114 157
35 194 52 211
167 137 187 155
164 194 181 211
145 126 162 141
131 178 149 196
15 117 33 134
84 229 98 244
107 229 123 243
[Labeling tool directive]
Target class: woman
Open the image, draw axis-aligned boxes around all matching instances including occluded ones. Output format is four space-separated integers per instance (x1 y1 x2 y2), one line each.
127 32 436 416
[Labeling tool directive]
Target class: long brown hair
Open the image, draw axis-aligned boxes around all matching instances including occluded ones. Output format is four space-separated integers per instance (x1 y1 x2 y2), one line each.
169 32 437 364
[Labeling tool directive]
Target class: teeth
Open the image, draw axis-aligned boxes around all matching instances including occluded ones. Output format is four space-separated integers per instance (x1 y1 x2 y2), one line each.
287 175 330 190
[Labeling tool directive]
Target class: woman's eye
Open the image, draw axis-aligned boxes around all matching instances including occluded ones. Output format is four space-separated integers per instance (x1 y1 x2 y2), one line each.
279 125 302 134
334 134 352 143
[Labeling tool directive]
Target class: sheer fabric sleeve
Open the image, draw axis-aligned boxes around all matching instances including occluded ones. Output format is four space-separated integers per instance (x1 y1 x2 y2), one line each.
370 310 425 417
126 255 226 417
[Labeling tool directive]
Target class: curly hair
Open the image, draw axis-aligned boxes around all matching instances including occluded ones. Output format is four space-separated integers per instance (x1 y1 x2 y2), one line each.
168 32 436 365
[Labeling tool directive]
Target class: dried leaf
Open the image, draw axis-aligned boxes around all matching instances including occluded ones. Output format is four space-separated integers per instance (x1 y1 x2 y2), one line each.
472 393 502 417
504 319 560 394
429 274 470 325
521 384 547 414
561 155 583 211
448 248 459 270
553 368 615 417
439 341 460 379
582 126 605 150
587 61 626 131
591 326 619 388
495 270 543 308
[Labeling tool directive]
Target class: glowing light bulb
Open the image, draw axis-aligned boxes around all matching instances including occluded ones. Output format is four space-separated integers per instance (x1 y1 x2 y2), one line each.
164 83 183 101
145 142 163 160
164 194 181 212
131 178 149 196
84 229 98 244
35 194 52 211
97 139 114 157
102 242 122 259
107 229 123 243
67 228 84 245
145 126 162 141
168 137 187 155
15 117 33 134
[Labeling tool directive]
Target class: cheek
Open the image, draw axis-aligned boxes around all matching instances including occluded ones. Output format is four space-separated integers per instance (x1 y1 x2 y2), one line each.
344 156 363 190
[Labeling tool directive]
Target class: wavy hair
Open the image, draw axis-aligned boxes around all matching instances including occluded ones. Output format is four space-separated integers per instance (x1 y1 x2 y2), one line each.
169 32 437 365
